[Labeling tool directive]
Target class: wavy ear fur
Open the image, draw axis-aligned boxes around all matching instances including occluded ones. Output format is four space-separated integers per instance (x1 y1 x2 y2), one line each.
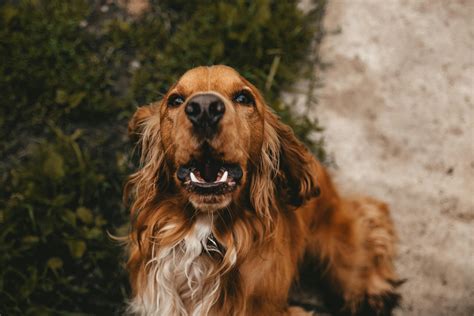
266 110 321 207
125 103 171 218
245 79 320 225
128 104 156 140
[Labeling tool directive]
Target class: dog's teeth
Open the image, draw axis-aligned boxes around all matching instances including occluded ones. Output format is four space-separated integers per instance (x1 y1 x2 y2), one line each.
190 172 200 183
218 171 228 183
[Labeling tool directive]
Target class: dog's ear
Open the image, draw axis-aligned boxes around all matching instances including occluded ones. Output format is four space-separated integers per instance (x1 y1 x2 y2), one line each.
128 104 156 141
269 115 321 206
243 78 320 219
125 102 170 211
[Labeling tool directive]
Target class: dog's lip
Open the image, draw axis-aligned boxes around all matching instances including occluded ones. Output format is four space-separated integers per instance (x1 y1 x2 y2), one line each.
177 161 243 195
177 161 243 182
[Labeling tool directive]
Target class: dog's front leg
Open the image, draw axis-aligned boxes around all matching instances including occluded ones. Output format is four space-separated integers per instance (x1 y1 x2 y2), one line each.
306 197 401 315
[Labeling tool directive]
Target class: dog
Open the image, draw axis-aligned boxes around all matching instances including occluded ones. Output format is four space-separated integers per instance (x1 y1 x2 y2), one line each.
125 65 401 315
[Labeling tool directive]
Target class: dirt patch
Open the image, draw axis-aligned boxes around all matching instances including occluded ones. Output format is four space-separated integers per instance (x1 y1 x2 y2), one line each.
312 0 474 315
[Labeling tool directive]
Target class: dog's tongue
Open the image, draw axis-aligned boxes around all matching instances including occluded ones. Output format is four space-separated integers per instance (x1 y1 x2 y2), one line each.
201 161 220 182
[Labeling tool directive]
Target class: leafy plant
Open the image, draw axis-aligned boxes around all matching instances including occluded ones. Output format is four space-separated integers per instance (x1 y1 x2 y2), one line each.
0 0 326 314
1 126 129 314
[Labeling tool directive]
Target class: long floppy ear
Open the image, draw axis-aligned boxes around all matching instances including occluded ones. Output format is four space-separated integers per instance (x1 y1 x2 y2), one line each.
244 79 321 223
267 112 321 206
125 102 171 215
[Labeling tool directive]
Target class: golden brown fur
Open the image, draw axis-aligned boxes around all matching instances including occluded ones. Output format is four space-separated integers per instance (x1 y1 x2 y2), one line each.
125 65 400 315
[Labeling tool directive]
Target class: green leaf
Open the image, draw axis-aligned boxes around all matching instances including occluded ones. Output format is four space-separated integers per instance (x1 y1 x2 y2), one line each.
42 150 65 180
68 91 86 108
47 257 63 270
38 220 54 237
1 4 18 26
94 214 107 227
22 235 39 243
76 207 93 224
55 89 68 104
84 227 102 239
62 209 77 227
67 240 86 258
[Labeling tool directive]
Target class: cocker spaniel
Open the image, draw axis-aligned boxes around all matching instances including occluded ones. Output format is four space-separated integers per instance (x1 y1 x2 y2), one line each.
125 65 401 315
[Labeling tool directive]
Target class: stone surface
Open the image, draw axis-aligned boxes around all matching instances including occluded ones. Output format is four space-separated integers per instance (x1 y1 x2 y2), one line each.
311 0 474 315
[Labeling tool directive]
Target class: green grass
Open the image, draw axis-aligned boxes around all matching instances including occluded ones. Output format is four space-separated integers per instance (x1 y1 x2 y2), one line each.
0 0 326 314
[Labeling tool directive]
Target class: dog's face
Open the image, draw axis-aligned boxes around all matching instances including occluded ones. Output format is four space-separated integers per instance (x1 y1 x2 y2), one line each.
129 65 319 215
160 66 264 211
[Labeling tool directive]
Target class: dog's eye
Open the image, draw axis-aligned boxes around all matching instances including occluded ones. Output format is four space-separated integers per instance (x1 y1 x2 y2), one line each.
167 94 185 107
233 90 255 106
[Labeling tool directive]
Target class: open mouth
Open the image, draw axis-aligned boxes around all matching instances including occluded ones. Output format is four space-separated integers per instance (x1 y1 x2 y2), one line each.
177 159 243 195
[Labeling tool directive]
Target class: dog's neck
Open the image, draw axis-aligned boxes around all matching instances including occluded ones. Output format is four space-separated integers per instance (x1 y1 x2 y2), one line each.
128 215 228 316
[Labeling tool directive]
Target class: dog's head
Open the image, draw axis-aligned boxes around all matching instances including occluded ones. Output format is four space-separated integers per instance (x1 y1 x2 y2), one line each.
128 65 319 218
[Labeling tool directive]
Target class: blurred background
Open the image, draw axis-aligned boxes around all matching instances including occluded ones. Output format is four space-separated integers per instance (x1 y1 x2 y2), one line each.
1 0 473 315
0 0 326 314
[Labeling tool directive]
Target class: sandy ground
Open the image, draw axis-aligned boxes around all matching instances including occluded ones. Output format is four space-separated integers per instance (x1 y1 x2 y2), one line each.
310 0 474 315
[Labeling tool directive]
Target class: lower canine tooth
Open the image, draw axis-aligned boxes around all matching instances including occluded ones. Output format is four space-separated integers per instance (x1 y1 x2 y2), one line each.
190 172 200 183
219 171 228 183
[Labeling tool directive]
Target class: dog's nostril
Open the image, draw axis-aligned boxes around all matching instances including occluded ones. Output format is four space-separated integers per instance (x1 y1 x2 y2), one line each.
209 101 225 122
185 102 202 120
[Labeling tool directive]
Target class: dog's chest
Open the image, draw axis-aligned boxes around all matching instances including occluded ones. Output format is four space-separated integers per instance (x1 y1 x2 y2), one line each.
131 217 222 316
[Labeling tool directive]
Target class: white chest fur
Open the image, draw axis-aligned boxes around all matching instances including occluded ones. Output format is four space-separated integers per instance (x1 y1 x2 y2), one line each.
128 217 222 316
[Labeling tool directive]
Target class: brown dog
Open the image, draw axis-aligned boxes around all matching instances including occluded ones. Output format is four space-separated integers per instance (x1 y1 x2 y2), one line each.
125 65 400 315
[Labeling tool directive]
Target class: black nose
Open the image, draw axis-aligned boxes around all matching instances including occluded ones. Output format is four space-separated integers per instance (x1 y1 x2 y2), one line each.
185 94 225 134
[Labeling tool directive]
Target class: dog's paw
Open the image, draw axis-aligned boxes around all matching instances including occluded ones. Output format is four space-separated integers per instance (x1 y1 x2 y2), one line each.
355 290 401 316
288 306 316 316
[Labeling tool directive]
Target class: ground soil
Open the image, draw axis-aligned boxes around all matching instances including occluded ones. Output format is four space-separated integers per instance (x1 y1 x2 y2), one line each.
312 1 474 315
